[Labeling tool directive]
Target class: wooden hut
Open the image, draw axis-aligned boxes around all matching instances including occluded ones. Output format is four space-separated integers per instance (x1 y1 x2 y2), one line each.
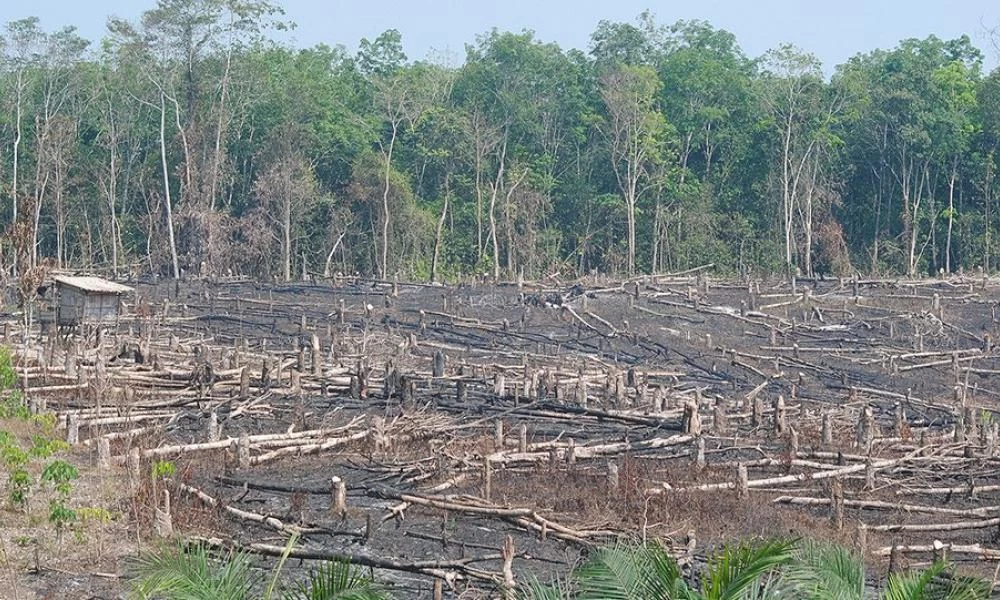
50 275 134 327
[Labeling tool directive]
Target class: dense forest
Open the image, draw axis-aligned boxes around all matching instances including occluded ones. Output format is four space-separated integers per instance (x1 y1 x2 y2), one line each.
0 0 998 282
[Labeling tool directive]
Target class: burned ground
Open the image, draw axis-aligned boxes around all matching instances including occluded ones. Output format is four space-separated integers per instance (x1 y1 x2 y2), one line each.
5 273 1000 597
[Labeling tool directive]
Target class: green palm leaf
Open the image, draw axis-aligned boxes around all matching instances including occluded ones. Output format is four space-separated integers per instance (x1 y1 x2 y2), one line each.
282 559 388 600
574 543 651 600
517 573 573 600
782 538 865 600
573 541 688 600
883 561 991 600
131 543 255 600
699 538 795 600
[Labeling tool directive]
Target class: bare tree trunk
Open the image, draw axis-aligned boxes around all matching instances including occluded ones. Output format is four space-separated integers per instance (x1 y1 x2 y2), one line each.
323 231 347 278
651 203 660 274
31 114 50 270
55 163 65 269
104 99 120 273
625 149 638 276
782 112 794 273
208 43 232 212
945 156 957 274
986 149 996 273
488 136 508 281
159 92 180 279
282 165 292 281
626 197 636 277
431 177 450 283
501 166 527 279
380 124 398 280
12 71 23 236
474 139 485 261
799 157 820 277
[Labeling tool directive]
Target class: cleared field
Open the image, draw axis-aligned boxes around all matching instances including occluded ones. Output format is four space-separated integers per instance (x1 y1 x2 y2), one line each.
6 273 1000 597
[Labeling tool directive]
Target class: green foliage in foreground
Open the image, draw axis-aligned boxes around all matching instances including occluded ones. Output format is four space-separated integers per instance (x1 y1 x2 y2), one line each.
781 539 991 600
522 538 992 600
133 544 256 600
132 538 992 600
131 542 388 600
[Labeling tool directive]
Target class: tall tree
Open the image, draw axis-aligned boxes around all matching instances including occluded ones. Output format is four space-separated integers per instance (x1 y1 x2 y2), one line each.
108 0 283 277
598 65 667 275
758 44 834 276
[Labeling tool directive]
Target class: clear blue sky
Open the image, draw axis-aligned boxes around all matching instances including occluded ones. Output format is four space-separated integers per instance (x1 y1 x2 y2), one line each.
2 0 998 73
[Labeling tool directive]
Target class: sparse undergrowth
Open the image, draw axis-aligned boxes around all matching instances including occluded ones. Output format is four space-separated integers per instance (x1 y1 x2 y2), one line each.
0 343 125 599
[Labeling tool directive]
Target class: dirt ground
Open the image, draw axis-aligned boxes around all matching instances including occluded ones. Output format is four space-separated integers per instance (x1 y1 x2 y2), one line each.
4 273 1000 598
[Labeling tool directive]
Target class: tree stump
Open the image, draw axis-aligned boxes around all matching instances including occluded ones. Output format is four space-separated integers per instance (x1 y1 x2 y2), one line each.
66 414 79 445
736 463 748 498
127 448 141 497
311 334 322 376
682 401 701 435
237 435 250 469
856 405 874 451
773 395 786 435
953 409 966 443
855 522 867 554
713 399 728 435
153 489 173 538
830 478 844 530
261 356 272 389
606 461 620 493
239 366 250 400
432 350 446 378
483 460 492 502
208 411 220 443
694 437 706 470
97 437 111 471
822 412 833 446
330 476 346 516
494 373 506 399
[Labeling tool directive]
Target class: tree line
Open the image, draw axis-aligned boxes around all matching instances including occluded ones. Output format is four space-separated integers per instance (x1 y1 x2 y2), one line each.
1 0 998 282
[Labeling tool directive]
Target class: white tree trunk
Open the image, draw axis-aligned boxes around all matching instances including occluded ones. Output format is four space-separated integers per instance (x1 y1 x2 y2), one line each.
159 93 180 279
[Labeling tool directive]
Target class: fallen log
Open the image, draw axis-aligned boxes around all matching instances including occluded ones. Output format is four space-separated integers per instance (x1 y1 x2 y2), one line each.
192 536 502 586
866 517 1000 533
873 542 1000 560
178 483 315 537
774 495 999 518
654 449 962 493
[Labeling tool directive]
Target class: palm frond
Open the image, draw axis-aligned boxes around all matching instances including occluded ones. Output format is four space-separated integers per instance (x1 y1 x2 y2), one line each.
131 543 255 600
883 561 991 600
742 569 792 600
572 540 691 600
517 573 573 600
281 559 388 600
641 540 694 599
882 561 948 600
700 538 795 600
265 533 301 600
781 538 865 600
573 543 649 600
